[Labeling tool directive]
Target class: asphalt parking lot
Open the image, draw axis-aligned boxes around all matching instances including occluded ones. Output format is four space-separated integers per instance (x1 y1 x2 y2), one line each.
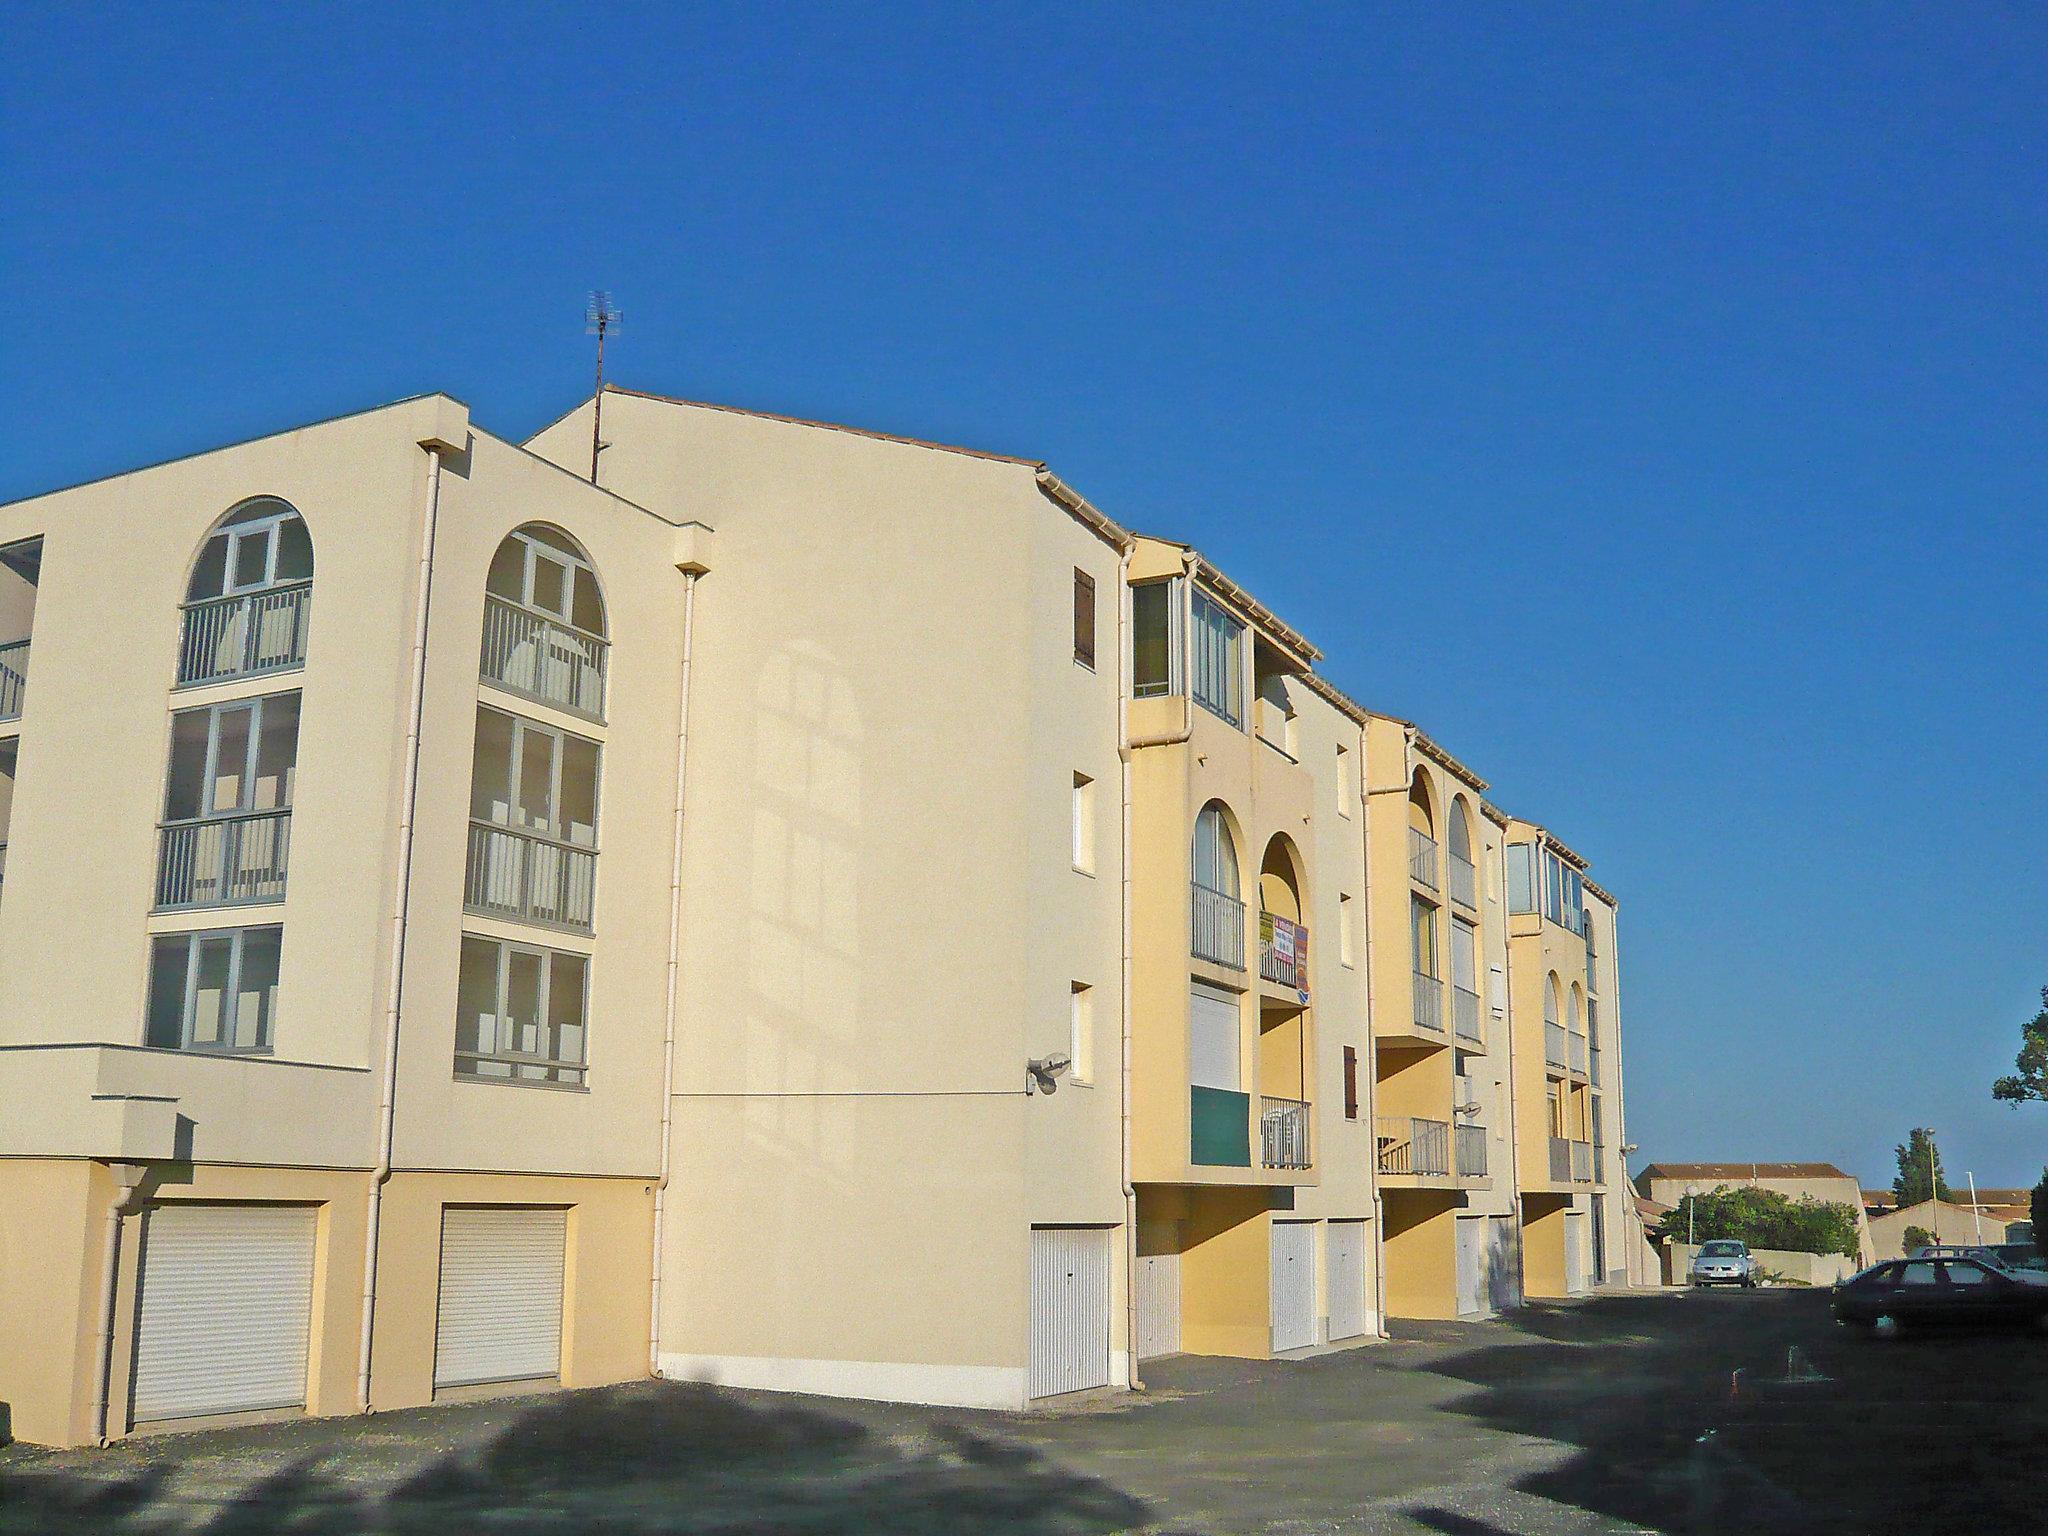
3 1288 2042 1534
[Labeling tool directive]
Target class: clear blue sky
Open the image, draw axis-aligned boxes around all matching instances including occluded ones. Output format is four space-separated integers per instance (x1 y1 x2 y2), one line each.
4 6 2043 1187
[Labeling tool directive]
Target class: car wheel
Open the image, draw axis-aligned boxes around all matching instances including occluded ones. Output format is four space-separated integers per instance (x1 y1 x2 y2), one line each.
1872 1314 1901 1339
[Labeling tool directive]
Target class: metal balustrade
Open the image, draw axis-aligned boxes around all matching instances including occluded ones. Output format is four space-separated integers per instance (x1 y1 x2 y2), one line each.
0 640 26 721
1258 911 1308 990
1448 850 1477 908
465 821 598 933
1260 1097 1311 1169
1408 827 1439 890
1412 972 1443 1031
480 595 608 721
177 583 312 687
1453 984 1482 1041
1544 1021 1568 1070
1570 1139 1593 1182
1569 1031 1588 1075
1548 1135 1572 1183
156 810 292 909
1455 1122 1488 1177
1191 881 1246 969
1376 1116 1450 1177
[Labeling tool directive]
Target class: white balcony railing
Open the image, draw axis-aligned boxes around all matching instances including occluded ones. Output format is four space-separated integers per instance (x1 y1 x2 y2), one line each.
1408 828 1439 890
1377 1116 1450 1177
1570 1139 1593 1182
1548 1135 1572 1183
1448 850 1477 908
1412 972 1443 1031
0 639 26 721
1569 1031 1588 1076
1452 984 1481 1041
1544 1021 1568 1070
465 821 598 933
1260 1097 1311 1169
1455 1122 1488 1178
177 583 312 687
156 810 291 910
481 595 608 722
1191 881 1246 970
1259 911 1308 991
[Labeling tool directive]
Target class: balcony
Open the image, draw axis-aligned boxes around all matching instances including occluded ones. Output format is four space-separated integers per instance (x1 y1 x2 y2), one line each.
0 639 25 721
1412 972 1443 1032
1258 912 1308 991
155 810 291 910
1452 983 1481 1042
465 822 598 933
1191 881 1246 970
1448 850 1476 909
1570 1139 1593 1182
1548 1135 1571 1183
481 595 608 722
1408 828 1439 891
177 583 312 688
1191 1085 1251 1167
1544 1021 1568 1071
1569 1031 1588 1076
1455 1121 1488 1178
1376 1115 1450 1177
1260 1096 1310 1169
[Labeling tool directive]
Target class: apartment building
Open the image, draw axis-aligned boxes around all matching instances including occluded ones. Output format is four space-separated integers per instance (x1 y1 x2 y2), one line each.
0 384 1636 1446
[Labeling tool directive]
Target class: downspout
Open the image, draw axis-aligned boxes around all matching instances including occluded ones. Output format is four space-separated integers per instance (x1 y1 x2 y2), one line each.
1357 732 1391 1338
1115 542 1144 1392
648 566 702 1374
1498 851 1526 1302
91 1163 151 1445
357 438 447 1413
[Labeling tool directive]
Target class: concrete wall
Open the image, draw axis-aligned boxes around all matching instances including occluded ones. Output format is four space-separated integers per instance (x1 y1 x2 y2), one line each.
1664 1243 1858 1287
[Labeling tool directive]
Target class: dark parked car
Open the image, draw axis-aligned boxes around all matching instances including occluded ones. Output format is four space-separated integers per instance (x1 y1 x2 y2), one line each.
1833 1256 2048 1336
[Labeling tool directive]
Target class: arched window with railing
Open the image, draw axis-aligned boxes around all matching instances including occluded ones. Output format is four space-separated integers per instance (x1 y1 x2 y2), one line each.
1408 768 1439 891
1447 794 1477 907
1544 972 1566 1072
480 525 608 722
178 498 314 687
1190 801 1244 970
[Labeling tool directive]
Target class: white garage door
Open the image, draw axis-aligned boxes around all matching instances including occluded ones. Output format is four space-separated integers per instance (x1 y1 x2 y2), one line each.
1326 1220 1369 1341
434 1206 567 1390
1564 1211 1589 1295
1488 1215 1522 1312
131 1204 317 1423
1135 1249 1181 1360
1456 1217 1487 1317
1270 1221 1317 1353
1029 1227 1111 1398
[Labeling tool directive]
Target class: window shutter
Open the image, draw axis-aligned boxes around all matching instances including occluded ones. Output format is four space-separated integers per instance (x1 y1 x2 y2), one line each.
1343 1045 1359 1119
1073 569 1096 667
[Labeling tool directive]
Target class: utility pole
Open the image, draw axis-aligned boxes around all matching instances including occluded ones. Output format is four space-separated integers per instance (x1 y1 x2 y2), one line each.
1925 1127 1939 1229
1969 1171 1982 1245
586 291 622 484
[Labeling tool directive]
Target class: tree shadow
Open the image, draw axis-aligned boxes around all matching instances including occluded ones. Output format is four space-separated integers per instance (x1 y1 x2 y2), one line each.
0 1383 1152 1536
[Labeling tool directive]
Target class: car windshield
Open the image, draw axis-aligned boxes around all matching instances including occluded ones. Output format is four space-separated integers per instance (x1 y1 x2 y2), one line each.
1700 1242 1745 1257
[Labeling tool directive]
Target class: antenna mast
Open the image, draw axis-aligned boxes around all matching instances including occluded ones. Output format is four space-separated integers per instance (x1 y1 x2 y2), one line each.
586 290 622 484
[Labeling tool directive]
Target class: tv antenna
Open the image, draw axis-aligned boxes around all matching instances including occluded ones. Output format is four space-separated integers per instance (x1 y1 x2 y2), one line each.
586 290 622 484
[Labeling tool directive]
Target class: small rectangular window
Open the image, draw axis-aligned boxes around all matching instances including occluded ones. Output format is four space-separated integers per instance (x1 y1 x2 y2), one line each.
455 933 590 1088
1411 898 1437 976
1338 893 1356 967
1070 982 1094 1085
1342 1045 1359 1119
144 925 281 1053
1336 742 1353 818
1073 569 1096 669
1071 773 1095 873
1507 844 1535 914
1131 580 1180 698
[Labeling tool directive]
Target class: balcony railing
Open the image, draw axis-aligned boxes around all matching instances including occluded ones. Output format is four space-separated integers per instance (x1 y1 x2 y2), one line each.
1455 1121 1488 1178
481 595 608 721
1376 1116 1450 1177
1569 1031 1588 1075
1452 984 1481 1041
1191 881 1246 970
1591 1140 1607 1185
177 583 312 687
1548 1135 1572 1183
0 639 26 721
1260 1097 1311 1170
1258 912 1308 991
1544 1021 1568 1070
1448 850 1476 909
1408 828 1439 890
1570 1139 1593 1182
1412 972 1443 1032
465 821 598 933
156 809 291 910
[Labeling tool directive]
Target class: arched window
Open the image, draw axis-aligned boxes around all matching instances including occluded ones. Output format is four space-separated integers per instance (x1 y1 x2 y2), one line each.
1569 983 1583 1034
178 498 314 686
1544 974 1560 1028
1190 802 1244 970
481 525 609 721
1408 770 1439 890
1407 769 1435 838
1192 802 1240 900
1448 796 1473 863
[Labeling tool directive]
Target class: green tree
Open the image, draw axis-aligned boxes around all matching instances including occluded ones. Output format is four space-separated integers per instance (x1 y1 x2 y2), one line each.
1891 1127 1950 1205
1652 1185 1861 1260
2031 1170 2048 1254
1901 1224 1933 1253
1991 988 2048 1104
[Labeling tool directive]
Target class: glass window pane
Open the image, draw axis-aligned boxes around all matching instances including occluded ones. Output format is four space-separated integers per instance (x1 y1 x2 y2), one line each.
251 694 299 811
164 711 212 820
505 949 544 1076
1132 584 1171 696
273 516 313 583
232 928 281 1050
210 705 253 814
233 530 271 590
189 935 234 1046
559 737 599 847
1943 1262 1990 1286
547 952 588 1081
145 937 191 1048
570 567 605 636
470 708 517 824
530 553 567 619
1507 844 1534 913
1898 1262 1940 1287
486 537 526 602
1410 901 1435 974
187 535 230 602
516 727 557 832
456 935 504 1074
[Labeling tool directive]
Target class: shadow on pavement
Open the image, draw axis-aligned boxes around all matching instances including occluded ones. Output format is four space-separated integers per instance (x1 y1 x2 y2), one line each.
0 1383 1153 1535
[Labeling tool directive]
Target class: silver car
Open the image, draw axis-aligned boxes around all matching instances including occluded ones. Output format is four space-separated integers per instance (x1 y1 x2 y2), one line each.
1690 1239 1760 1288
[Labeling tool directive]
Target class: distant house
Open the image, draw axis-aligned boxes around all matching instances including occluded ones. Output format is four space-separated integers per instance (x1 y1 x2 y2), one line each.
1868 1197 2034 1260
1635 1162 1872 1263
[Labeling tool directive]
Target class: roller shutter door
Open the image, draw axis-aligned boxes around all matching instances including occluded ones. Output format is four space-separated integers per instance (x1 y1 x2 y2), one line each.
434 1206 567 1389
130 1204 316 1423
1135 1250 1181 1360
1326 1220 1369 1341
1564 1211 1589 1295
1029 1227 1112 1398
1270 1220 1316 1352
1488 1215 1522 1312
1456 1217 1487 1317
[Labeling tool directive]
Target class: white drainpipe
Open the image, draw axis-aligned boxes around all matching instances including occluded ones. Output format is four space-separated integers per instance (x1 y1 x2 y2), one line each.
90 1162 151 1445
1115 542 1144 1392
648 566 701 1374
1357 729 1390 1337
356 439 447 1412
